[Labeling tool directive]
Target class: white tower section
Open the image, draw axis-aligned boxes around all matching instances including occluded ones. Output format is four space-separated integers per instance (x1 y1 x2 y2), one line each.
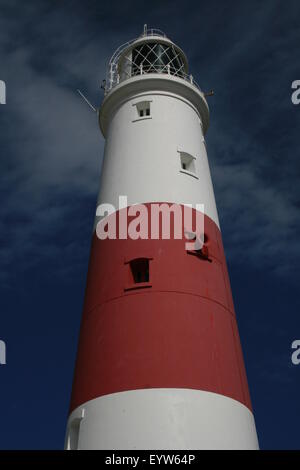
97 29 219 227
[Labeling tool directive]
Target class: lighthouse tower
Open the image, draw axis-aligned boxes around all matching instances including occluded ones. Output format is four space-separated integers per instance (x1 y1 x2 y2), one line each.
65 27 259 450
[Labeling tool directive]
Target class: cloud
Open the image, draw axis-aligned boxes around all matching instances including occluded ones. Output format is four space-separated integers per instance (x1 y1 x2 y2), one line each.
0 0 299 288
190 0 300 279
0 1 110 286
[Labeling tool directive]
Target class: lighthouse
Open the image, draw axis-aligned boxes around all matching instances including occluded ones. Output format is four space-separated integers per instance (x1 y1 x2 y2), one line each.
65 27 259 450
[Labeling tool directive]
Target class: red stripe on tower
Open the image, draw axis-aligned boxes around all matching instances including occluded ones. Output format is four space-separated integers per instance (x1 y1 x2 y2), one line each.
70 206 251 412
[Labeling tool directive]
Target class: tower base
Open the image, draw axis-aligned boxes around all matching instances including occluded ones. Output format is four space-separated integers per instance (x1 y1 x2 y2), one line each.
65 388 259 450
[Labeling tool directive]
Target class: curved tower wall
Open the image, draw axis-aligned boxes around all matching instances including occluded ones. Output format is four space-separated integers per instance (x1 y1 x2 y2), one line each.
65 32 259 450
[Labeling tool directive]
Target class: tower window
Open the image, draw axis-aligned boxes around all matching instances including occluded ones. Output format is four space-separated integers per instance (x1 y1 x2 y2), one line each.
133 100 151 120
178 151 198 178
130 258 149 283
124 257 152 291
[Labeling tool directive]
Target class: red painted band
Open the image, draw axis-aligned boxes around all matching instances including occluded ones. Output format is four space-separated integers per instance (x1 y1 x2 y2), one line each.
69 204 252 413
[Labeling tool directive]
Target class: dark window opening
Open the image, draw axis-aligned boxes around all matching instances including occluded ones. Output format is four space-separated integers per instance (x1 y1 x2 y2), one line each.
180 152 196 175
136 102 151 119
130 258 149 283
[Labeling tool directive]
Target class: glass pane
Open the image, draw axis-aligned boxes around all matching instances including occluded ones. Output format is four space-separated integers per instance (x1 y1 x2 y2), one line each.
131 42 185 78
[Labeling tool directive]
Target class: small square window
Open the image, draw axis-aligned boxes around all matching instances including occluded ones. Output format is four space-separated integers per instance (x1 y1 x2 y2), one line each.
179 152 197 176
130 258 149 283
135 101 151 119
124 257 153 291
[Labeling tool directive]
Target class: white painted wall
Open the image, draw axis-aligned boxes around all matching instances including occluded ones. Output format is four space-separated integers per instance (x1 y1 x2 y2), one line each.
96 75 219 229
66 389 259 450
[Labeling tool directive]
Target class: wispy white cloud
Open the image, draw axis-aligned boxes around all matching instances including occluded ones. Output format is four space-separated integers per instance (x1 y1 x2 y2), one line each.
0 0 299 286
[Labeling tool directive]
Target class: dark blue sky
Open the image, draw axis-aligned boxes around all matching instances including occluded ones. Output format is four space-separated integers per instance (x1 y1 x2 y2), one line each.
0 0 300 449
